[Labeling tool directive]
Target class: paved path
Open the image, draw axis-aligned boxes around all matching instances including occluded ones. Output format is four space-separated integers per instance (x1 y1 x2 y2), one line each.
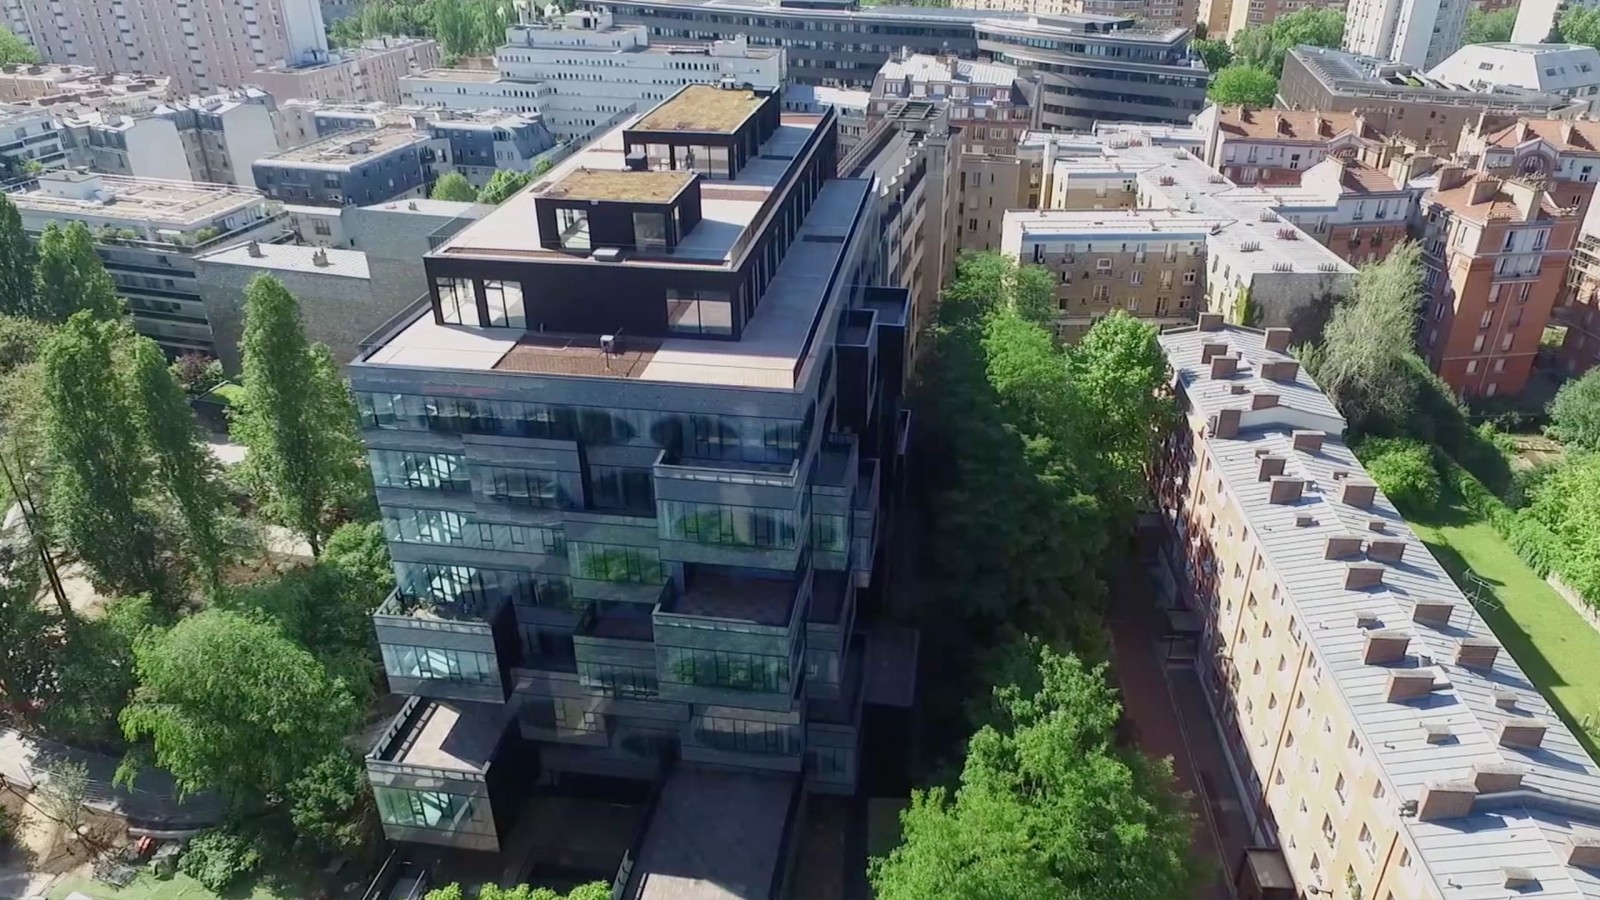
0 728 222 829
1106 570 1245 900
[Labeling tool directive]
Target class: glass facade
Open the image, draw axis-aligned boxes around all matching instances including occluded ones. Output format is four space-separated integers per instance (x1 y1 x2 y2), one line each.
569 542 667 584
666 289 734 336
371 449 471 492
692 713 802 755
375 788 489 837
481 465 573 509
578 661 659 698
588 464 656 514
483 280 526 328
381 644 498 684
436 277 481 326
660 500 799 549
383 507 563 554
395 561 541 613
811 514 848 552
662 646 792 694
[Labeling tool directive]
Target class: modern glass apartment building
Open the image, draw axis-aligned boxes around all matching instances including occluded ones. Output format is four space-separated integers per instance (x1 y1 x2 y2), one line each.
353 84 908 854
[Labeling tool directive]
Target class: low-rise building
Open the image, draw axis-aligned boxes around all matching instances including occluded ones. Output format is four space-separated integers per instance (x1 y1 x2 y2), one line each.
0 104 67 174
782 84 870 152
1427 43 1600 102
1158 317 1600 900
868 54 1037 156
1419 166 1580 397
1203 107 1391 186
252 125 439 207
1279 46 1585 147
249 37 442 105
8 171 288 356
1559 221 1600 377
59 89 281 187
0 65 171 107
953 0 1198 29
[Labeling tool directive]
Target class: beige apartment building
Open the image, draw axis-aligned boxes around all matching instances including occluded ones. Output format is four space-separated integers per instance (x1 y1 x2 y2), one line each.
1198 0 1346 42
249 37 441 105
1158 317 1600 899
3 0 332 96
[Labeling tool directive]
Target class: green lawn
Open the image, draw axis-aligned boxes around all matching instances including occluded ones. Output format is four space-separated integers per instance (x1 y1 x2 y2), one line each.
47 870 304 900
1407 488 1600 759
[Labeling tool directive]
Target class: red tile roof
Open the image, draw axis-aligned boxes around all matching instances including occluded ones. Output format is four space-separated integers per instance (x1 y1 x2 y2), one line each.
1216 108 1382 143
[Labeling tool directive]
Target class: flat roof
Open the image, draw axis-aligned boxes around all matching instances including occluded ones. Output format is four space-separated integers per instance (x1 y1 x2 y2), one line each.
1162 324 1600 899
11 174 270 227
260 125 427 166
544 168 696 203
1004 208 1233 241
629 769 794 900
384 699 500 773
635 84 765 134
670 569 796 626
196 242 371 279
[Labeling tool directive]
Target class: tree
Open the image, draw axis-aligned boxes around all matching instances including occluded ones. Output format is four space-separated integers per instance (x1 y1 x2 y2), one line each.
127 335 230 592
120 610 358 804
430 171 477 202
288 749 375 854
869 646 1197 899
1231 9 1344 76
33 222 123 323
322 521 396 594
220 562 383 706
1357 437 1440 513
0 196 34 317
42 314 170 599
1208 65 1278 108
232 275 368 555
0 25 37 65
1526 453 1600 602
425 884 612 900
169 352 225 396
1465 7 1515 43
39 760 88 834
477 168 535 204
1548 368 1600 452
1192 38 1233 73
1559 5 1600 48
1301 241 1423 436
942 251 1056 327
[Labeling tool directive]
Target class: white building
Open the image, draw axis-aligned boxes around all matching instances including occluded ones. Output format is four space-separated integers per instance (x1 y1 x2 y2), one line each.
1343 0 1468 70
399 10 786 143
8 171 289 355
58 89 281 187
1511 0 1589 43
1428 43 1600 102
0 104 68 174
783 84 870 152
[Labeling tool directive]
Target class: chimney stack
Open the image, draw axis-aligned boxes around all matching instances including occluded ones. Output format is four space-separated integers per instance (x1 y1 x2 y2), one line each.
1365 537 1406 563
1342 481 1378 509
1210 354 1239 379
1412 599 1455 629
1324 536 1363 559
1257 456 1286 481
1363 629 1410 664
1198 312 1224 331
1417 781 1478 821
246 240 262 258
1201 340 1228 363
1455 637 1500 670
1499 720 1548 750
1212 408 1241 439
1345 563 1385 590
1268 476 1304 504
1568 836 1600 869
1251 392 1279 410
1472 761 1525 794
1387 670 1436 702
1292 430 1325 453
1260 359 1300 381
1263 327 1292 352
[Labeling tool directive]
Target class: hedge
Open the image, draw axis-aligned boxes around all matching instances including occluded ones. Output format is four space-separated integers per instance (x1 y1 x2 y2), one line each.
1436 456 1572 593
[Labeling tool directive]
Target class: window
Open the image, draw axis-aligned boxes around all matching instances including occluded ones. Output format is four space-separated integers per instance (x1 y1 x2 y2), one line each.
1467 359 1479 374
370 449 469 492
1322 814 1337 846
588 465 655 515
1183 270 1196 284
666 289 734 336
381 644 497 685
375 788 485 836
482 280 526 328
633 211 667 251
1347 731 1364 756
556 206 590 249
693 713 802 755
1335 772 1348 805
435 276 479 326
663 646 792 694
570 542 666 584
482 465 564 508
660 500 798 549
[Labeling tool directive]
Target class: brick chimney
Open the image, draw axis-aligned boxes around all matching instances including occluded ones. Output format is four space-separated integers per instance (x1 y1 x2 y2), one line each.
1417 781 1479 821
1436 164 1469 192
1324 535 1363 559
1568 836 1600 869
1251 392 1279 410
1470 175 1502 206
1472 761 1525 794
1346 563 1385 590
1341 481 1377 509
1455 637 1500 670
1257 456 1286 481
1198 312 1224 331
1387 670 1436 702
1210 354 1239 379
1412 599 1455 629
1365 537 1406 563
1499 719 1548 750
1201 340 1229 363
1263 327 1292 352
1363 629 1410 664
1268 476 1304 504
1291 430 1325 453
1260 359 1300 381
1212 408 1241 439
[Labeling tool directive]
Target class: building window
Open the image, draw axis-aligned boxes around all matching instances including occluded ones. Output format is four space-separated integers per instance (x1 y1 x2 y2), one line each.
483 280 526 328
569 542 666 584
692 713 801 754
588 465 656 514
374 788 485 836
659 500 798 549
370 449 470 492
381 643 497 685
435 276 479 326
556 207 590 250
664 646 792 694
482 465 565 508
633 211 668 251
666 289 734 336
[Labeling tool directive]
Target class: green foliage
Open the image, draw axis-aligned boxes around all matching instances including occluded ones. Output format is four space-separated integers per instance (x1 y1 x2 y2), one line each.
333 0 517 54
1230 287 1259 327
477 168 535 204
288 749 376 855
43 314 172 599
431 171 477 202
0 195 35 318
1559 5 1600 47
533 157 554 176
1206 65 1278 108
232 276 369 555
169 352 226 396
127 335 230 593
179 829 263 893
1230 9 1345 76
119 610 359 804
1465 7 1515 43
942 251 1057 327
39 759 88 831
869 646 1198 899
1525 453 1600 603
1192 38 1233 72
0 313 50 370
1549 368 1600 452
33 222 123 323
0 25 37 65
1356 438 1440 513
322 521 396 594
424 883 616 900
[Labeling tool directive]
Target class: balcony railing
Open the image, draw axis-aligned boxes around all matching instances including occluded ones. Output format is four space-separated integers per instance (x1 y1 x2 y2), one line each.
652 448 801 489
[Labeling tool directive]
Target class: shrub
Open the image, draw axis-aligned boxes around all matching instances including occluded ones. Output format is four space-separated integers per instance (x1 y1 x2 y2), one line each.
1357 438 1439 513
179 829 262 892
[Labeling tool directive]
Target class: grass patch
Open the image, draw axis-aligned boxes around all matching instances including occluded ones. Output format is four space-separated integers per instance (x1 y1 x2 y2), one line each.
46 862 323 900
202 382 245 406
1405 486 1600 759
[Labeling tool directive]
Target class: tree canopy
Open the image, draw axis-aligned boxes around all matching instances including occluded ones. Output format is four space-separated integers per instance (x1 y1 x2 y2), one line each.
1207 65 1278 108
1557 5 1600 47
1192 38 1233 73
0 25 37 65
1230 8 1345 76
477 168 536 204
330 0 518 56
430 171 477 202
33 221 123 323
1465 8 1515 43
869 645 1197 900
1548 368 1600 452
0 195 35 318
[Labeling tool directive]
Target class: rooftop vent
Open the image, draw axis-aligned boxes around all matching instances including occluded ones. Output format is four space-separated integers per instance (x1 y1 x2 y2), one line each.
311 248 329 267
1257 456 1286 481
1421 721 1454 744
1240 241 1262 252
1499 719 1548 750
1342 481 1378 509
1294 514 1316 527
1364 629 1410 664
1346 563 1385 591
1269 476 1304 505
245 240 262 258
1263 327 1292 353
1473 761 1525 794
592 247 623 262
1455 637 1499 670
1276 227 1298 240
1367 518 1388 533
1230 384 1249 395
1416 780 1478 821
1271 262 1293 272
1568 836 1600 869
1411 599 1455 629
1387 669 1437 702
1493 687 1519 710
1318 262 1342 272
1503 868 1540 890
1291 430 1325 453
1366 538 1406 563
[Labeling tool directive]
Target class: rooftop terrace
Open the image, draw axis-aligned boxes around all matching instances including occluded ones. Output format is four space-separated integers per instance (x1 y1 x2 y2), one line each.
636 84 767 134
374 698 500 774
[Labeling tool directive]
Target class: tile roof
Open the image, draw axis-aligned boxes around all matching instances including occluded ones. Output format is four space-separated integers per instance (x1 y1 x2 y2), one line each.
1162 323 1600 900
1427 173 1577 223
1215 107 1382 144
1485 119 1600 154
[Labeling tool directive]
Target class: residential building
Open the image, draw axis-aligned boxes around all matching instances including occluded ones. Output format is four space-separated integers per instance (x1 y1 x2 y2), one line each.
1198 0 1346 42
0 104 68 174
252 125 439 207
197 198 487 370
782 84 871 152
868 54 1037 156
1455 117 1600 217
249 37 442 105
955 151 1038 252
276 101 561 188
3 0 333 96
1157 317 1600 900
589 0 996 87
59 89 281 187
1279 46 1586 146
1419 166 1579 397
951 0 1198 30
1427 44 1600 102
1261 147 1432 267
0 65 170 106
1343 0 1468 70
1510 0 1581 43
974 15 1207 131
1559 218 1600 377
351 85 911 867
399 11 786 144
7 171 288 355
1202 107 1390 186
